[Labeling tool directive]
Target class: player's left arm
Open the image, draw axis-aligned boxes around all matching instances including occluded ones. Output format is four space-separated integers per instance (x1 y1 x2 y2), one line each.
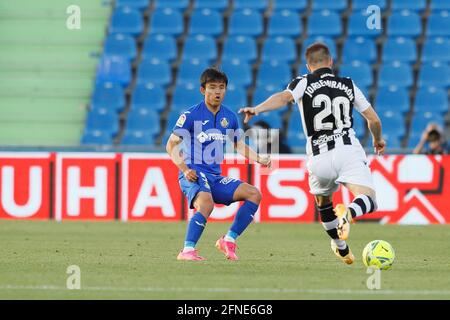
234 139 271 168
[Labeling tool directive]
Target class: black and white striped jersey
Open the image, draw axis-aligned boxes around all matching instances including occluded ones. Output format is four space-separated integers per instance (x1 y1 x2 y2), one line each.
285 67 371 156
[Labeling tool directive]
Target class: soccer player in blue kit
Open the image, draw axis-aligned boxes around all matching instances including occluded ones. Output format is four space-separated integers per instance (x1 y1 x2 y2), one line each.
166 67 272 261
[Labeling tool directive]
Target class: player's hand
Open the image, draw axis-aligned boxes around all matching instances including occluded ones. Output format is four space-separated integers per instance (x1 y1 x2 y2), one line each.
183 169 198 182
257 155 272 168
373 139 386 156
238 107 257 124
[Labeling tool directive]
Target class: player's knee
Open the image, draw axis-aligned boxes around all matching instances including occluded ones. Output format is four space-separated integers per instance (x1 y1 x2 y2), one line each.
197 200 214 216
247 186 262 204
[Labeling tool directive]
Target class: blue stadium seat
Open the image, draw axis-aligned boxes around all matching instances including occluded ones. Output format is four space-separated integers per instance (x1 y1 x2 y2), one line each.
103 34 137 61
228 9 263 37
272 0 308 12
297 63 310 75
352 0 387 11
149 8 183 36
410 112 445 134
177 59 208 85
137 58 171 87
418 62 450 88
182 35 217 63
378 62 413 88
171 83 202 111
223 85 247 111
379 113 406 142
387 10 422 37
308 10 342 38
382 132 403 148
302 36 337 60
287 130 307 149
430 0 450 11
382 37 417 64
153 0 189 11
253 84 288 114
109 7 144 36
222 36 257 63
348 11 383 38
81 130 114 145
115 0 148 11
339 61 373 88
375 86 410 114
248 112 283 129
407 132 421 148
391 0 427 12
91 82 126 112
233 0 269 12
268 10 302 38
414 86 449 114
142 34 177 62
312 0 347 12
352 113 366 140
221 59 252 88
96 55 131 87
422 37 450 63
125 109 161 136
342 37 376 63
256 60 292 88
85 109 119 137
193 0 229 12
121 130 157 146
427 10 450 37
261 36 296 63
189 9 223 37
130 83 166 113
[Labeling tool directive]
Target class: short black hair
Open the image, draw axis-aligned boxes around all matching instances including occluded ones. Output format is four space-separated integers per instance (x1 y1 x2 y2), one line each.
200 67 228 88
428 129 441 142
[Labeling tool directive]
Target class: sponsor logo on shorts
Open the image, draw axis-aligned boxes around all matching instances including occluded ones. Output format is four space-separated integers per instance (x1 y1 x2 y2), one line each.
219 177 238 185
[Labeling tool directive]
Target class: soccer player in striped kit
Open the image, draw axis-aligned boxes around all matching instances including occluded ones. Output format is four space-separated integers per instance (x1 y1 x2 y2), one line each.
240 43 386 264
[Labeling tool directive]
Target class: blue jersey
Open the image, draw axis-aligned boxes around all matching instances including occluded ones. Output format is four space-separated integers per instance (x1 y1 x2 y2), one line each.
172 101 242 175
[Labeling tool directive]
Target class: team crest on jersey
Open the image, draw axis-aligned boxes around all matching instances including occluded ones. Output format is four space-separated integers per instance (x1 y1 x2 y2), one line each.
176 114 186 127
220 117 229 128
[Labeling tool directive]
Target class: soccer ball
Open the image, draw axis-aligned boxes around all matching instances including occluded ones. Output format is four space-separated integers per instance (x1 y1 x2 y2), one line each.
362 240 395 270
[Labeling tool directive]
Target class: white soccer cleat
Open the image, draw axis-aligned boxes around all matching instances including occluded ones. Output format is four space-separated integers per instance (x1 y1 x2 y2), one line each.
331 239 355 265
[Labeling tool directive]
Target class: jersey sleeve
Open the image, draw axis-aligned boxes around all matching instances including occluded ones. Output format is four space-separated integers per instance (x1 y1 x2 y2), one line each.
352 81 371 113
172 111 193 137
285 76 307 102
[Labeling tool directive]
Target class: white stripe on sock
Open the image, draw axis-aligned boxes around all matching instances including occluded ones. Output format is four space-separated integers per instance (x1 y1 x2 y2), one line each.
322 218 338 231
348 203 363 217
333 239 347 250
359 195 372 213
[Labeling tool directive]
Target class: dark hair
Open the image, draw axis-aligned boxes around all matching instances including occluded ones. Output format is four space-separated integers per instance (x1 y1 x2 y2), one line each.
305 42 331 66
428 129 441 142
200 67 228 88
252 120 271 130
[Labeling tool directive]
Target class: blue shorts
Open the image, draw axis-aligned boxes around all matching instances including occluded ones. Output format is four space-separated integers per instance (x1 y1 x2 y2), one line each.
179 171 243 209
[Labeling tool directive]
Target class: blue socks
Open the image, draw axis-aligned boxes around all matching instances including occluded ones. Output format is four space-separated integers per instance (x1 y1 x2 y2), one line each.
226 201 259 242
184 212 207 249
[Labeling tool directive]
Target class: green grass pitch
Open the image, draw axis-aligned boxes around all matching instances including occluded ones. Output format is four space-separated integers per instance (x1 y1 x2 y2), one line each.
0 220 449 299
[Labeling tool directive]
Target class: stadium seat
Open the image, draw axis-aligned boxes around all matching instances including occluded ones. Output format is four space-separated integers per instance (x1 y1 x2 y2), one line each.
287 130 307 149
387 10 422 38
253 84 288 114
85 108 119 137
228 9 263 37
430 0 450 11
297 63 310 75
379 113 406 141
193 0 229 12
352 113 366 140
96 55 132 87
121 130 157 146
109 7 144 37
352 0 387 11
222 36 257 63
233 0 269 12
81 130 114 145
103 34 137 61
130 83 166 113
261 36 297 64
272 0 308 12
256 60 292 88
149 8 183 36
414 86 449 114
382 37 417 64
391 0 427 12
115 0 149 11
382 132 403 148
427 10 450 37
378 62 413 88
302 37 337 60
182 35 217 64
223 85 247 111
308 10 342 38
421 37 450 63
375 86 410 114
312 0 347 12
153 0 189 11
342 37 376 63
348 11 383 38
177 59 208 85
188 9 223 38
248 112 283 129
418 62 450 88
91 82 126 112
142 34 177 62
125 109 161 135
171 83 202 111
136 58 171 87
221 59 252 88
410 112 445 134
339 61 373 88
267 10 302 38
